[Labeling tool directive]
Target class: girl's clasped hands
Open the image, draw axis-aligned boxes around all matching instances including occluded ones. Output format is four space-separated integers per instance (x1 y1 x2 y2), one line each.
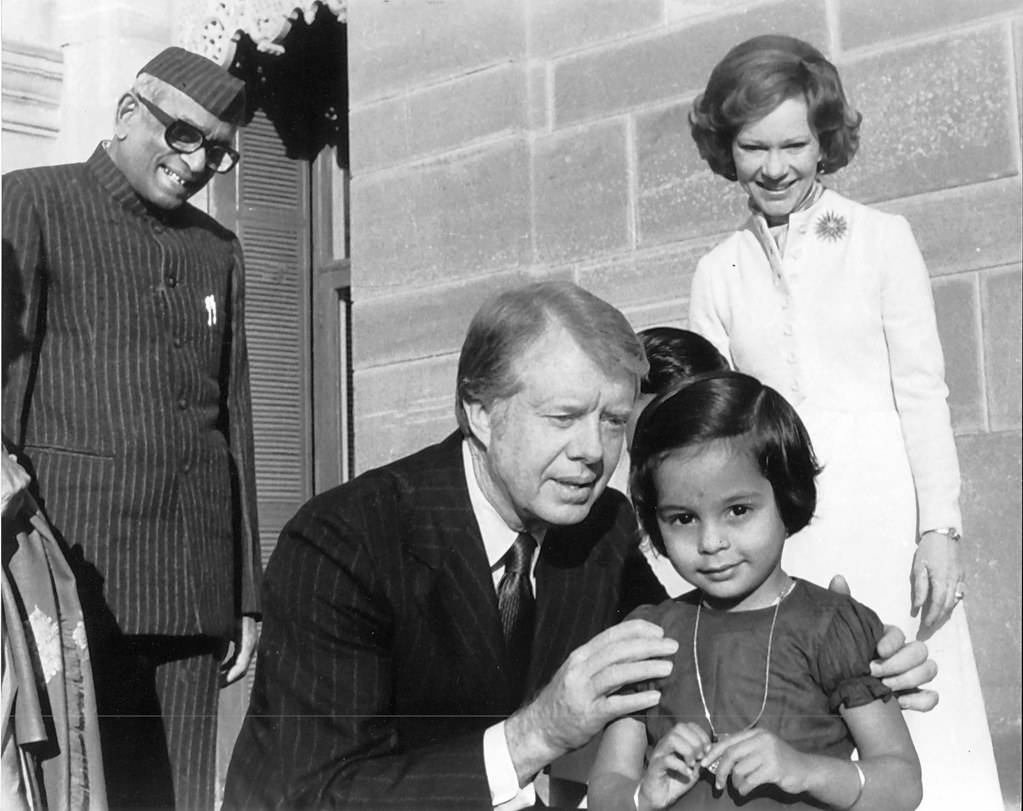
639 724 815 810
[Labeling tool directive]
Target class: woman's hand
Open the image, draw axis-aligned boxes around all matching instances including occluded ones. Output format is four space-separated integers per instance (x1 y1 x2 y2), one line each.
911 531 964 639
638 722 711 810
700 729 809 798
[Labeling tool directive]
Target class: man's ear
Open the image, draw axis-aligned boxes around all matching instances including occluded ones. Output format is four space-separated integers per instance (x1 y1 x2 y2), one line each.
463 400 493 449
113 92 140 140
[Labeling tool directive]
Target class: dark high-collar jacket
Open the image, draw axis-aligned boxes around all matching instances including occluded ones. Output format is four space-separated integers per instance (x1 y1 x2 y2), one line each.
2 145 260 638
224 432 665 810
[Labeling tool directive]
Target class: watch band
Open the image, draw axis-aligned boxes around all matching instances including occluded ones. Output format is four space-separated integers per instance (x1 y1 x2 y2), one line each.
920 527 961 543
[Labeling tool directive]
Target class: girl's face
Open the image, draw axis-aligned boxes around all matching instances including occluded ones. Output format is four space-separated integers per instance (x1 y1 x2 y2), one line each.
653 439 789 611
731 95 821 224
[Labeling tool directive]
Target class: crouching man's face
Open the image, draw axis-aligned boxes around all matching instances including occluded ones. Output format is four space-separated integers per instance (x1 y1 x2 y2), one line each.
466 323 635 534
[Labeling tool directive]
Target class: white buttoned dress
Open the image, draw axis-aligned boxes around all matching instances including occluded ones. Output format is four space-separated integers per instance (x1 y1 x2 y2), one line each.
688 188 1002 809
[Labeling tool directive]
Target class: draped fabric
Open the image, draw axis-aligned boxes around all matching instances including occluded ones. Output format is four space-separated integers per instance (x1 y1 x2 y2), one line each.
2 491 107 810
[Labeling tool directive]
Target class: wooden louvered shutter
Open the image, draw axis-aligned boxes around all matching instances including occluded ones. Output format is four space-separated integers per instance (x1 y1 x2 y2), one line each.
210 109 314 799
213 109 314 566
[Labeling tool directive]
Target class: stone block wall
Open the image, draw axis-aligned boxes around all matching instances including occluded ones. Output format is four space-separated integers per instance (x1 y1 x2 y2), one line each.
347 1 1022 802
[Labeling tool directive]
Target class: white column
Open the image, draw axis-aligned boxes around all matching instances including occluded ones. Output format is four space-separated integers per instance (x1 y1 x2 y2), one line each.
54 0 173 163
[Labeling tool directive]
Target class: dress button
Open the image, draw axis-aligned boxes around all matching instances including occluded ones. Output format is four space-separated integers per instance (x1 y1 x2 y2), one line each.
786 353 797 364
153 225 164 234
177 398 187 410
173 337 183 348
167 276 178 288
783 325 793 336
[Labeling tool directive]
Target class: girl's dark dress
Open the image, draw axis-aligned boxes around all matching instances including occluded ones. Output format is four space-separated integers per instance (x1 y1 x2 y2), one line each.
629 578 891 808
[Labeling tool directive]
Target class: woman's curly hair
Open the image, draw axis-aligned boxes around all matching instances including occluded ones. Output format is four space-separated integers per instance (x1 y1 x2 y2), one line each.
689 35 862 181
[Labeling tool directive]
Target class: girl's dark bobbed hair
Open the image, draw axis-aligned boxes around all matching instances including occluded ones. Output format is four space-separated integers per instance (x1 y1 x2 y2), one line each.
630 371 821 553
689 34 862 181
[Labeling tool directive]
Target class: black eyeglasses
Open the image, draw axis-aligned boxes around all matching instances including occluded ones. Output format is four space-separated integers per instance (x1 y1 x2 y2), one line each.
136 94 240 173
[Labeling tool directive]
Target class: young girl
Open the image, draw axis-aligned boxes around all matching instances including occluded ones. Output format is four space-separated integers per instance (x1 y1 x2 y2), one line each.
588 372 921 810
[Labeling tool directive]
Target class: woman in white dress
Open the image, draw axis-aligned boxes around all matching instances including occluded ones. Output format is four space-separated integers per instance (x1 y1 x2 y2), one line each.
686 35 1001 810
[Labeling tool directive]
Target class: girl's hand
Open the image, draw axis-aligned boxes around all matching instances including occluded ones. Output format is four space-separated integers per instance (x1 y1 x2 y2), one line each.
700 729 809 797
910 531 964 639
639 722 712 810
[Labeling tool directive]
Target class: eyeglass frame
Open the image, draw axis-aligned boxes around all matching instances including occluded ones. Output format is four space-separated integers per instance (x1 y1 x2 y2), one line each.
134 93 241 174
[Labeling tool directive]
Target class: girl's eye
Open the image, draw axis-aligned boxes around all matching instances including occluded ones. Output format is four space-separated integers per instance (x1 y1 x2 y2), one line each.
548 414 574 427
664 512 695 526
730 504 751 518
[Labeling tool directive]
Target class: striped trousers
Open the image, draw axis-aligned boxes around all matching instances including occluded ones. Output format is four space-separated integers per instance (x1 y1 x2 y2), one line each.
89 633 222 810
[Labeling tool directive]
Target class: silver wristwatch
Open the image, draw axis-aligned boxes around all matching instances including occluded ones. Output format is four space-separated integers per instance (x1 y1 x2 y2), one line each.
920 527 961 543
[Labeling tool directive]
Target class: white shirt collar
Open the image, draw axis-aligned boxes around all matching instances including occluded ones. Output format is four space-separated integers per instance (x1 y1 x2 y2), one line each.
461 438 543 583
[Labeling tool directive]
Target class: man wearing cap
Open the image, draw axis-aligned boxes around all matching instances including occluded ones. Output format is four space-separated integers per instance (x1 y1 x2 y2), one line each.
2 47 259 809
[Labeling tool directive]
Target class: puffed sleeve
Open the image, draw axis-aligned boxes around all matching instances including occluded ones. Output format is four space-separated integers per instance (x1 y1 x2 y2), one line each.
879 215 962 532
815 598 893 713
688 253 732 365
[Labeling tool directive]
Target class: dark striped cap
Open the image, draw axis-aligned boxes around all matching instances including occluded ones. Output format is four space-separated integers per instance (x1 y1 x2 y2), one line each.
137 47 246 121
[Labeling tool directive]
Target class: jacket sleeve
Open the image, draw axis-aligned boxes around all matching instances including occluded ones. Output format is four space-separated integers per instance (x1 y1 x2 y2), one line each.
224 239 262 616
879 215 962 533
2 173 46 449
223 491 492 810
687 252 732 365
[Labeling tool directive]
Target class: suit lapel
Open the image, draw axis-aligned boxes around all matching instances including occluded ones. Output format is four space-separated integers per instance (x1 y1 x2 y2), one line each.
400 434 508 694
529 497 625 694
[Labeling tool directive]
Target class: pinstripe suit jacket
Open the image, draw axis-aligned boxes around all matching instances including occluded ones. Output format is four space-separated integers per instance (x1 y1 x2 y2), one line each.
224 432 665 810
1 146 260 638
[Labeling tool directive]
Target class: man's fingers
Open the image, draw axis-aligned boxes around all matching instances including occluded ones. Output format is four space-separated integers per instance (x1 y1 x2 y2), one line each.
602 688 661 718
223 657 246 685
576 621 679 674
873 623 907 661
827 574 850 596
870 637 927 678
879 659 938 694
585 618 669 648
591 657 674 697
896 688 939 713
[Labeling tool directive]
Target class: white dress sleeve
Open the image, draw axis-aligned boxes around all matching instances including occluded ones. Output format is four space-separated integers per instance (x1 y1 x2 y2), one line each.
879 215 962 533
688 253 732 366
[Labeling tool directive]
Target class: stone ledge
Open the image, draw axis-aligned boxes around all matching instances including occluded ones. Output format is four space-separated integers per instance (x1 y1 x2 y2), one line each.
1 40 63 138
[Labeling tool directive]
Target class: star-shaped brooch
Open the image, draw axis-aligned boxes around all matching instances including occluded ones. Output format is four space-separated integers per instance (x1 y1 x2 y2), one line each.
814 210 847 242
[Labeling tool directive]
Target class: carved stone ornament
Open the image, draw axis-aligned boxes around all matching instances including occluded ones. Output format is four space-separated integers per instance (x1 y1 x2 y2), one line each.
175 0 346 66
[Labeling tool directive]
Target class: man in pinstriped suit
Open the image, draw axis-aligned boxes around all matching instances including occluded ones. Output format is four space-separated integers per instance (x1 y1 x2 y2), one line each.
224 282 934 810
2 48 260 810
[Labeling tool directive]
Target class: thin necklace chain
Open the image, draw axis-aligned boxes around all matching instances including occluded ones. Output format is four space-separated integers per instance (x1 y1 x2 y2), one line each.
692 578 795 742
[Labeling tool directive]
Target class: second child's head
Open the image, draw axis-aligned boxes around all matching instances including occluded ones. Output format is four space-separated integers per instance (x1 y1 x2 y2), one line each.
630 372 820 609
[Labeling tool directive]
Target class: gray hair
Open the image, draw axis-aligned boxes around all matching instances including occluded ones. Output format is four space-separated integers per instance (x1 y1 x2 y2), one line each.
455 280 647 437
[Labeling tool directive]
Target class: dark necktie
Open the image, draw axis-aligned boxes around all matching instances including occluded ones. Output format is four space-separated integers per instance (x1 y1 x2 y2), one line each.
497 532 537 700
